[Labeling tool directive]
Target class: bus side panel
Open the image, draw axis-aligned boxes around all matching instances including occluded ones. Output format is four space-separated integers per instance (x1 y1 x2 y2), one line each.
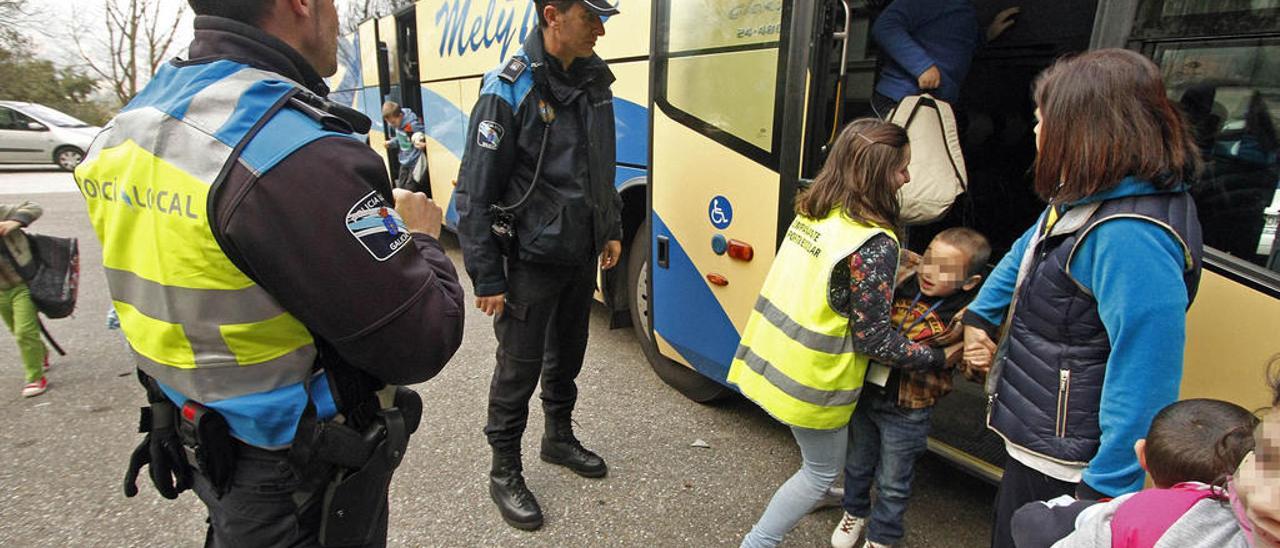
415 68 650 233
358 20 390 165
420 79 471 228
650 107 780 384
1182 270 1280 409
330 32 363 111
609 60 651 173
419 1 651 82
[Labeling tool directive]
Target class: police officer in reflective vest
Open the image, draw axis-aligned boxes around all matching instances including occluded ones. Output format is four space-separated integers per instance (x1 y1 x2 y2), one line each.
74 1 465 545
454 0 622 532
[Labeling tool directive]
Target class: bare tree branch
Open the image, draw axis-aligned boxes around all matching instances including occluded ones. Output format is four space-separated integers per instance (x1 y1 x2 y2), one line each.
69 0 189 106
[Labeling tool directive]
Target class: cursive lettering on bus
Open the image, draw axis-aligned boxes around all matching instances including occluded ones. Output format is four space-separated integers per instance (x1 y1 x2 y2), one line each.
727 0 783 21
435 0 539 63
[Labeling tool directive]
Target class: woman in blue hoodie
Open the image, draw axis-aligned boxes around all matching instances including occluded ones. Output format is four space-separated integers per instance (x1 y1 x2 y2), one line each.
960 49 1204 548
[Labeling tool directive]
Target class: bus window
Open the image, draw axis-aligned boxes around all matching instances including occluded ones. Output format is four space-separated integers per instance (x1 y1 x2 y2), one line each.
1154 40 1280 271
658 1 784 157
1134 0 1280 39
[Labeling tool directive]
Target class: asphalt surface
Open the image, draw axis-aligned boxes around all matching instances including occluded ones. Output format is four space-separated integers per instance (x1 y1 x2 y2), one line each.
0 167 996 547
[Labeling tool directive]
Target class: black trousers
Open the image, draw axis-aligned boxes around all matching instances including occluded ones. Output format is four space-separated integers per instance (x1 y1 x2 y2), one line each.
484 259 596 449
193 445 388 548
991 457 1076 548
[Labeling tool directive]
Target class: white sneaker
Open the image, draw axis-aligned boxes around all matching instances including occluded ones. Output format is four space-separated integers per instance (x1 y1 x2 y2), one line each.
861 541 891 548
21 377 48 398
831 512 866 548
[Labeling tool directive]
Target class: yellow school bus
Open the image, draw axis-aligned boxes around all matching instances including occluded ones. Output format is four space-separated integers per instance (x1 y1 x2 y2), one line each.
354 0 1280 480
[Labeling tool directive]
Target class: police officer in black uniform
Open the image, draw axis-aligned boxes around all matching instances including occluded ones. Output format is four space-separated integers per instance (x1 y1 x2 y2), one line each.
96 1 466 545
455 0 622 532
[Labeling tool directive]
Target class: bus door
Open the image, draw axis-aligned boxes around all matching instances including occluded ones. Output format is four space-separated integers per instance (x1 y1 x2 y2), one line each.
378 14 402 179
359 18 391 167
641 0 844 400
395 6 422 120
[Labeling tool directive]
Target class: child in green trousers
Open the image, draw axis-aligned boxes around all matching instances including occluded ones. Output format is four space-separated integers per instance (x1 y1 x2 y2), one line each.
0 200 49 397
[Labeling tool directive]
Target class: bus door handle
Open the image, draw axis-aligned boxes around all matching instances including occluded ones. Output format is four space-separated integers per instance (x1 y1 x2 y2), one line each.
657 235 670 269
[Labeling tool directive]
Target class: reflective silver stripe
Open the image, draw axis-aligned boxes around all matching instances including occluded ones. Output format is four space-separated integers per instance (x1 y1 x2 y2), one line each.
184 67 299 135
93 107 233 183
132 344 318 403
104 268 287 324
735 346 861 407
104 267 294 368
84 65 293 181
753 296 853 355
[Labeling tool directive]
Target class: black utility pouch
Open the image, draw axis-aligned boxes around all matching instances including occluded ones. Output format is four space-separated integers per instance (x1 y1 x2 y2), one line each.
178 400 237 497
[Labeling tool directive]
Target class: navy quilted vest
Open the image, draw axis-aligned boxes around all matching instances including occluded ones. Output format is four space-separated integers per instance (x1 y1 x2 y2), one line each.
988 191 1202 465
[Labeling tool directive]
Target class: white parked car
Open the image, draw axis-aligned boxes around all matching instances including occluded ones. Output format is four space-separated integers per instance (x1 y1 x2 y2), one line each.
0 101 102 171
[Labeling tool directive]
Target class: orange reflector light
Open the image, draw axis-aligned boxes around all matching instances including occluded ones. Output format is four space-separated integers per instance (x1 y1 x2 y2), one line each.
706 273 729 286
727 240 754 261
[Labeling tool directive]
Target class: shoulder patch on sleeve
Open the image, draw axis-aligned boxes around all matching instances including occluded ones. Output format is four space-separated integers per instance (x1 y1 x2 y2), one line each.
346 191 412 261
476 120 505 150
498 57 527 83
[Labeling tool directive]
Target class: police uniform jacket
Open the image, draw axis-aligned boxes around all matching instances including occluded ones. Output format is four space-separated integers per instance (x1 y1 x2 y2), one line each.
455 26 623 297
83 16 465 446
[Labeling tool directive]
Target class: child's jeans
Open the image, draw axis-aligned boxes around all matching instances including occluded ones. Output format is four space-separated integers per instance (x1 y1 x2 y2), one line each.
842 387 934 545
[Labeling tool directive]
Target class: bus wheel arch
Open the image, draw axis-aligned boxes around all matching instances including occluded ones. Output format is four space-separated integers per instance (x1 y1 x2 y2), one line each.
626 217 728 403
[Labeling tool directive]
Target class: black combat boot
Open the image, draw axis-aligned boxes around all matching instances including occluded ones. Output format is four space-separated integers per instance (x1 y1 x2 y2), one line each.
540 415 608 478
489 447 543 530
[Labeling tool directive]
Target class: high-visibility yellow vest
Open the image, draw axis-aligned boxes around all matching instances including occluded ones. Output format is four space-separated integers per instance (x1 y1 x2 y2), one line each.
727 209 894 430
74 60 351 448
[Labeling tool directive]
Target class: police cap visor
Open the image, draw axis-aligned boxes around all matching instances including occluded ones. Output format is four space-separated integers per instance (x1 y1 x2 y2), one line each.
580 0 620 16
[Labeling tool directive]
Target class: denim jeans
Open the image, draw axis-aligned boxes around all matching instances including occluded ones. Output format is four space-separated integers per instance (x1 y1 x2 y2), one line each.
742 424 850 548
841 387 934 545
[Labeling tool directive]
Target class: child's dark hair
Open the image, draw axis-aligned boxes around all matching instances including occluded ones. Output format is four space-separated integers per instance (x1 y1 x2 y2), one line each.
1145 398 1258 489
933 227 990 277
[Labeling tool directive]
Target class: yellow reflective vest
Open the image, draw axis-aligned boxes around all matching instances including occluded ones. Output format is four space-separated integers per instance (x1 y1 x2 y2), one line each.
727 209 894 430
74 60 344 448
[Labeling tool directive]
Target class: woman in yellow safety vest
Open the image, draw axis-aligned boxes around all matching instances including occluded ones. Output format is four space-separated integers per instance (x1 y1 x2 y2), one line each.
732 119 950 548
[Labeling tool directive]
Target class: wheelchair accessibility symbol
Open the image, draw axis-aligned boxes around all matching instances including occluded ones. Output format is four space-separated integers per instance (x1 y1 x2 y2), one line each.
708 195 733 229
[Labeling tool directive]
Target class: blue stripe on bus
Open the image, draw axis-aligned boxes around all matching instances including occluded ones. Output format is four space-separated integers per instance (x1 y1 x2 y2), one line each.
331 33 362 97
615 165 646 189
615 96 648 167
651 213 740 386
418 84 650 170
445 192 459 229
421 85 469 159
359 87 384 128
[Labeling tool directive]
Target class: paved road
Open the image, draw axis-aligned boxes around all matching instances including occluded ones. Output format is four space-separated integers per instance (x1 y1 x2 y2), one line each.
0 170 996 547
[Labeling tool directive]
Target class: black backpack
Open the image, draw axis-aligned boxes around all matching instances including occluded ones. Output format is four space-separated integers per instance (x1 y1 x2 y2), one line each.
3 232 79 319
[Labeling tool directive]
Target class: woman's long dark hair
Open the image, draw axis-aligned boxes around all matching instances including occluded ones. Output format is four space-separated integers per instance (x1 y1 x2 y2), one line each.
1033 49 1202 203
795 119 909 227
